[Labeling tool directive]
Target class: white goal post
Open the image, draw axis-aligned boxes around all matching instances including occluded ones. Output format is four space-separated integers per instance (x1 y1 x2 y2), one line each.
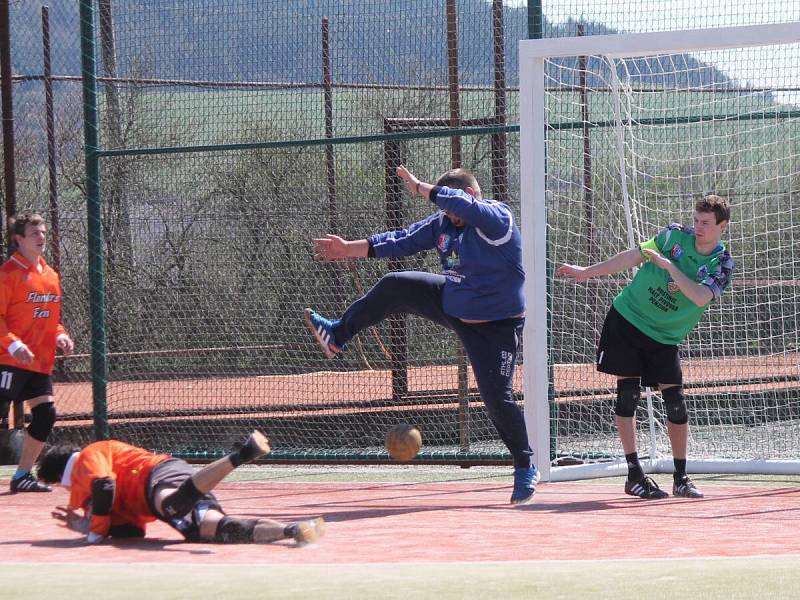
519 23 800 482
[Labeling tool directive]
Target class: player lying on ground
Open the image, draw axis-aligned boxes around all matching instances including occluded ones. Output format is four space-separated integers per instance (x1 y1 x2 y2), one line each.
37 431 325 545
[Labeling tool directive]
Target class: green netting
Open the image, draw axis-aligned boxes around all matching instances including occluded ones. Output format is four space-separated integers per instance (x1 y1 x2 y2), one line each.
5 1 800 464
536 32 800 467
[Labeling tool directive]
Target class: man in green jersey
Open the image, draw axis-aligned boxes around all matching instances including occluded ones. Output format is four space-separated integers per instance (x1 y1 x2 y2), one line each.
557 195 733 499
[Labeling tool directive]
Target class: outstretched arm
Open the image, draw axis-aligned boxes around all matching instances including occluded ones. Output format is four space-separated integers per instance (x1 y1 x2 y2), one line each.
314 217 439 261
312 235 370 262
397 164 434 199
557 248 645 282
397 165 512 238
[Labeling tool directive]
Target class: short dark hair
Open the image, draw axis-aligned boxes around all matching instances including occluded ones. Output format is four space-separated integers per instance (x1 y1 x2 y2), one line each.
37 444 80 484
696 194 730 224
435 169 480 197
8 211 45 239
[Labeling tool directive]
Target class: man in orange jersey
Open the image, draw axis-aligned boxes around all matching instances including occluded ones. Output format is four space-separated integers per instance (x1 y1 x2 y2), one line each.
36 431 325 545
1 212 73 493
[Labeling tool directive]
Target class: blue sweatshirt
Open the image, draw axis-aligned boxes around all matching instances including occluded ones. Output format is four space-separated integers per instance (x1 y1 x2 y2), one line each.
368 186 525 321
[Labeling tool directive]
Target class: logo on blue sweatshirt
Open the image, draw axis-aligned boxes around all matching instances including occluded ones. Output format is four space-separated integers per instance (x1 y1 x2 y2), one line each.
446 250 459 269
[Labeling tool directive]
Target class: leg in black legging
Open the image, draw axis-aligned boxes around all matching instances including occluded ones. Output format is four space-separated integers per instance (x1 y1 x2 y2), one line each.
455 318 533 469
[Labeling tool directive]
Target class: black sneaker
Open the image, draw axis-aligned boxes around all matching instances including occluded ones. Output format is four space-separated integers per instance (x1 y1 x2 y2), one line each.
241 430 271 462
624 475 668 499
230 430 272 466
10 473 52 493
673 476 704 498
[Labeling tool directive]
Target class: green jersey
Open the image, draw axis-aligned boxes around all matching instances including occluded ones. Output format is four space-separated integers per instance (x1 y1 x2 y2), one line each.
612 224 734 345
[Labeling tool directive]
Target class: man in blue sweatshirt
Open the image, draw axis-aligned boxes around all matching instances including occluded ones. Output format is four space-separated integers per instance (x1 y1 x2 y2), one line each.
304 165 537 505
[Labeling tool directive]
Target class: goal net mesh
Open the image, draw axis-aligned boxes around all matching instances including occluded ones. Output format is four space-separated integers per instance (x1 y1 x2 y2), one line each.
545 42 800 466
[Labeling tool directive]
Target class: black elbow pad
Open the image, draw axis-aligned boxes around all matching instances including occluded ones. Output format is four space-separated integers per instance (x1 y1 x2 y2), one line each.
91 477 116 516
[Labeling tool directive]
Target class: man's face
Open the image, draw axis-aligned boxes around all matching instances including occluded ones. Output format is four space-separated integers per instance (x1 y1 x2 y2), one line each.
442 185 480 228
693 210 726 245
15 223 47 258
444 210 464 227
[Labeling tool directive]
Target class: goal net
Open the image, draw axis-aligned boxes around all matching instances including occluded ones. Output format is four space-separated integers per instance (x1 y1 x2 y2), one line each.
519 23 800 480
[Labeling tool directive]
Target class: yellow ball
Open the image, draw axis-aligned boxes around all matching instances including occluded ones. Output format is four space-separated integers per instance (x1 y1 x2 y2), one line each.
385 423 422 461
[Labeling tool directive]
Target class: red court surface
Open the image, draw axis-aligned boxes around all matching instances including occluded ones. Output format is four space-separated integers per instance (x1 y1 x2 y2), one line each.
2 480 799 564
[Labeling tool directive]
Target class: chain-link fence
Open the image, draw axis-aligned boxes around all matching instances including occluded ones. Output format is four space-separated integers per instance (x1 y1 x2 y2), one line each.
4 1 800 464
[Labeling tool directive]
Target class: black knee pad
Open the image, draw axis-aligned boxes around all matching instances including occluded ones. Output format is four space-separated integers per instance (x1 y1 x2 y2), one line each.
614 378 640 418
662 386 688 425
160 477 204 519
27 402 56 442
213 516 258 544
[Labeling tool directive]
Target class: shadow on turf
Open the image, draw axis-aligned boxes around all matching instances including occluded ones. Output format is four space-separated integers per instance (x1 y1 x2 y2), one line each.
514 485 800 516
248 497 644 523
0 537 219 554
255 482 800 521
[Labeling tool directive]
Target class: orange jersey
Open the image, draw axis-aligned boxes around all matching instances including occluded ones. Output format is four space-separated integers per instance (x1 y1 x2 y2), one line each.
68 440 171 537
0 252 67 374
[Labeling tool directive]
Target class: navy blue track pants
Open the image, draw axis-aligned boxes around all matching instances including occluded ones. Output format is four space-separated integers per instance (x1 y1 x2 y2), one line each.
332 271 533 469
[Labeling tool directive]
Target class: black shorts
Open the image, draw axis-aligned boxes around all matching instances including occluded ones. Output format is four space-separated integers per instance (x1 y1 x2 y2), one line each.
596 305 682 388
0 366 53 402
146 459 222 540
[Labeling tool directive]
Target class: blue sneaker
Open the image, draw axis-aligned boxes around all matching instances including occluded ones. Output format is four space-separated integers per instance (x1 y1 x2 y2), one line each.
304 308 343 359
510 466 539 505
